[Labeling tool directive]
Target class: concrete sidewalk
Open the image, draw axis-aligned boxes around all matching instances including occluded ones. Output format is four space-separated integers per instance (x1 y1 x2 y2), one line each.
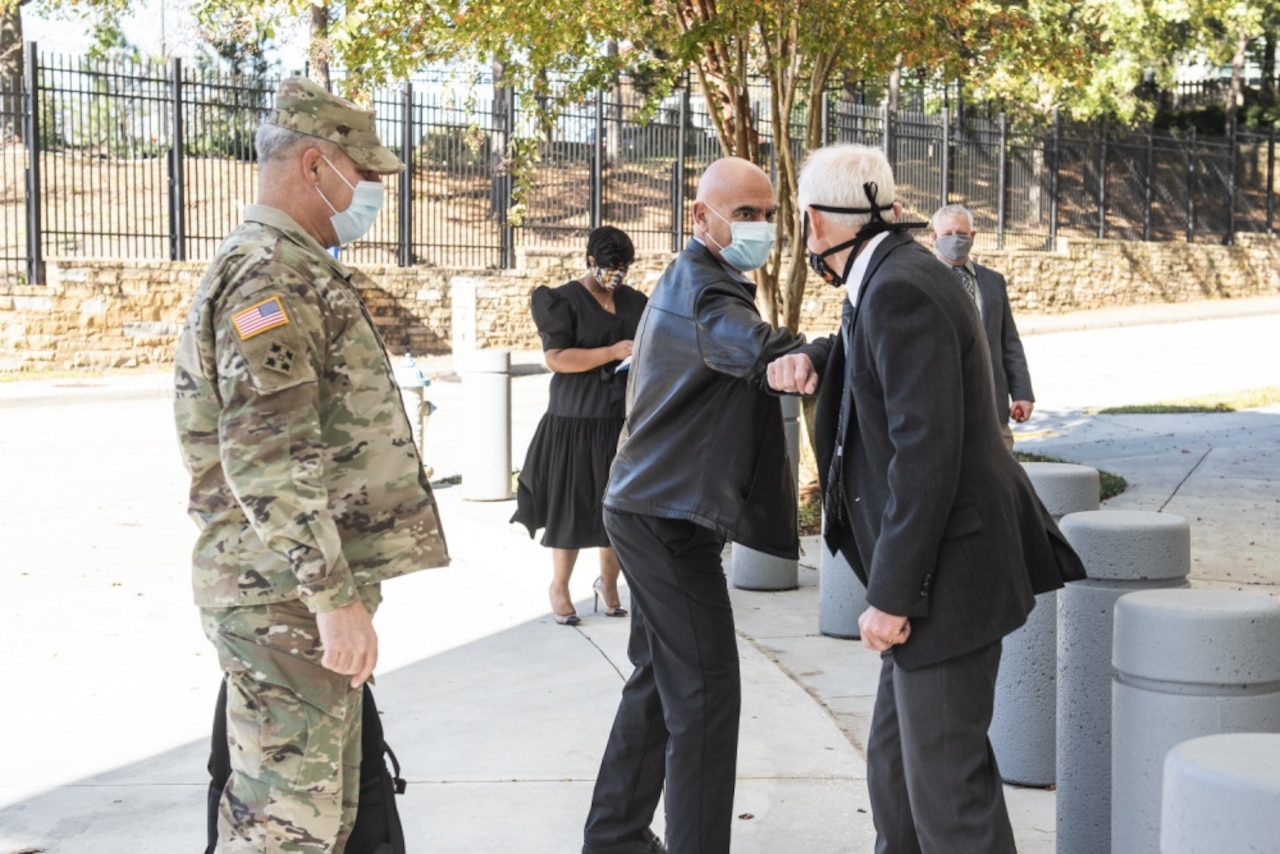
1 296 1278 852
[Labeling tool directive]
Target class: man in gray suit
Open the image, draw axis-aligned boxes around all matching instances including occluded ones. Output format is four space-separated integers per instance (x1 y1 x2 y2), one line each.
929 203 1034 451
768 144 1084 853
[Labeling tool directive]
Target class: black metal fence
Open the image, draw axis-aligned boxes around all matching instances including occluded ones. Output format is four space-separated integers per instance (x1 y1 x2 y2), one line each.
3 46 1278 285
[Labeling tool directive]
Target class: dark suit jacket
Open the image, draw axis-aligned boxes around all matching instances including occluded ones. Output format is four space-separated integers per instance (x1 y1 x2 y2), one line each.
972 262 1034 421
801 233 1085 670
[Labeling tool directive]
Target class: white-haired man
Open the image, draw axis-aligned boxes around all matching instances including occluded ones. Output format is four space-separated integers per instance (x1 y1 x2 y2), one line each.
767 143 1084 853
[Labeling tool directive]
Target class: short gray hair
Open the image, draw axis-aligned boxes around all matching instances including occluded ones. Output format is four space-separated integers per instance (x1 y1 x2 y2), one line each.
931 203 974 232
255 122 339 166
797 143 898 228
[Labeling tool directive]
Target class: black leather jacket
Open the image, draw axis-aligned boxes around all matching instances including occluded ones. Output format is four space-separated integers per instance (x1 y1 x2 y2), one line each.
603 240 807 558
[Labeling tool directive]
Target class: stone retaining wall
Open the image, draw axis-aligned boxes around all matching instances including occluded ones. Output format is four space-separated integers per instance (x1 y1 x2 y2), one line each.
2 234 1277 372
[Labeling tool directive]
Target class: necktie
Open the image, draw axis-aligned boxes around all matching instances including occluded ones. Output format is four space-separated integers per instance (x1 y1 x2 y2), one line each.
953 264 978 303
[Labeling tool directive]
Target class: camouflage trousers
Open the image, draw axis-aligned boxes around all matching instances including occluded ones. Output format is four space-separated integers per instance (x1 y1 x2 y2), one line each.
201 585 382 853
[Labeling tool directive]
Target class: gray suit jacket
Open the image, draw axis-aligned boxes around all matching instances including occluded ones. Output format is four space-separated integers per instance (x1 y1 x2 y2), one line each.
801 233 1084 670
972 262 1034 421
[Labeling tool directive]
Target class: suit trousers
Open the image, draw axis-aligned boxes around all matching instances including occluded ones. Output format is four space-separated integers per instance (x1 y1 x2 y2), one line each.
867 639 1016 854
585 509 739 854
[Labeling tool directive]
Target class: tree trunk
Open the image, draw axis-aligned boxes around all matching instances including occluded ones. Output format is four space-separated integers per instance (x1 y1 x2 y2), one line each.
1226 28 1248 135
0 0 28 141
309 2 331 91
606 39 621 169
887 52 903 129
1262 30 1276 107
491 57 511 221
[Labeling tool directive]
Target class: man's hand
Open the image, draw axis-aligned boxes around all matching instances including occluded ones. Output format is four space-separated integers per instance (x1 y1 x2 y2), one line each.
316 599 378 688
858 606 911 652
767 353 819 395
1011 400 1034 423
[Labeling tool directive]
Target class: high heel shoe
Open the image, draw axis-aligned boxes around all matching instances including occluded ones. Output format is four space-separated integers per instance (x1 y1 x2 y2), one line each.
593 577 628 617
550 587 581 626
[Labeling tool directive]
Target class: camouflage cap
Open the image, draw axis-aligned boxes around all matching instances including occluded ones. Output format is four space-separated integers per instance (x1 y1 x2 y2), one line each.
266 76 405 175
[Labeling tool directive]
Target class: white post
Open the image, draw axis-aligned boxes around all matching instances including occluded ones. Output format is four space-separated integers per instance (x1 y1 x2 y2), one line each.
1055 509 1191 854
1112 590 1280 853
462 349 512 501
991 462 1100 787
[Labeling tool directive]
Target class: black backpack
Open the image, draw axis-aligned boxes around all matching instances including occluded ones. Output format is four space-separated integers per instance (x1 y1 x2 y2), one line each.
206 680 407 853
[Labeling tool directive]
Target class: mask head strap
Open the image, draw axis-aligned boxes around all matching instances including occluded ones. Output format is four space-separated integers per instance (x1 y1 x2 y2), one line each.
804 182 926 287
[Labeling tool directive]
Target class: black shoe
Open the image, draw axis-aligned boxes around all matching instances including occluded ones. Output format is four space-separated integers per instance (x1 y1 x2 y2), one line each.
582 828 666 854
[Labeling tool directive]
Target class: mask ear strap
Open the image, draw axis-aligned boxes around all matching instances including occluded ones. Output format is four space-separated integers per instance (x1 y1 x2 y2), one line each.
809 185 895 219
807 195 926 288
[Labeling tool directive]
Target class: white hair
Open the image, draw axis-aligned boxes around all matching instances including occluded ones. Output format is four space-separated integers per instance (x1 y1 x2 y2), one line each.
797 143 898 228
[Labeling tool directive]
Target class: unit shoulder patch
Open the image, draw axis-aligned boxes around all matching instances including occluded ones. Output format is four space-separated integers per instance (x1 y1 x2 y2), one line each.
236 324 315 395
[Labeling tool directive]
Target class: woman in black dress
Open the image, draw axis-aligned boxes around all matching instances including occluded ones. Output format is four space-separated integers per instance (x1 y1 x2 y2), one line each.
511 226 647 625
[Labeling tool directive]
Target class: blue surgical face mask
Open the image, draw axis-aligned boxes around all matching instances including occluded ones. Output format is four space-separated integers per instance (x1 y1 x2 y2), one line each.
705 205 775 272
316 155 384 246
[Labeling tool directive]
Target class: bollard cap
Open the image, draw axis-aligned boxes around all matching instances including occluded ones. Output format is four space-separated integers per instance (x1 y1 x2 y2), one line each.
1162 734 1280 852
1020 462 1100 517
1059 509 1191 581
1113 588 1280 683
394 353 430 389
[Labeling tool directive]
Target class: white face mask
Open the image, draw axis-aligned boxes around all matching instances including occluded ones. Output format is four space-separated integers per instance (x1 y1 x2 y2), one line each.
316 155 384 246
705 205 775 272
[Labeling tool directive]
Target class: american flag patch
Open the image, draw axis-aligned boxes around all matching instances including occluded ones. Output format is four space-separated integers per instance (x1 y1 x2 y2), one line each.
231 296 290 340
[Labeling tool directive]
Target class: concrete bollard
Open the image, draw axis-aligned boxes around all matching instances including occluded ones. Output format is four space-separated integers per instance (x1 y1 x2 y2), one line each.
462 349 513 501
732 396 801 591
1161 733 1280 854
818 526 868 639
1055 509 1190 854
991 462 1100 787
1112 589 1280 854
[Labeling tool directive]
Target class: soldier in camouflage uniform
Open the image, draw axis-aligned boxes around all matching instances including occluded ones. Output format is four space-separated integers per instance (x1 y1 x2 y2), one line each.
173 76 449 853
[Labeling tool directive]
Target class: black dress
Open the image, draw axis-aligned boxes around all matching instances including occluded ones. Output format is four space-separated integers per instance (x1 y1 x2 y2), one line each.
511 279 647 548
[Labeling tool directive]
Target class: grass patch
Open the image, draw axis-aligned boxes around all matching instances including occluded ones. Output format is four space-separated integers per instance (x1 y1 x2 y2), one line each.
1097 386 1280 414
798 486 822 536
1015 451 1128 502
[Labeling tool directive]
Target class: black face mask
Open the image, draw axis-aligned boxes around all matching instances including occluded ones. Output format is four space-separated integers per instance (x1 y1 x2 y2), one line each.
803 182 923 287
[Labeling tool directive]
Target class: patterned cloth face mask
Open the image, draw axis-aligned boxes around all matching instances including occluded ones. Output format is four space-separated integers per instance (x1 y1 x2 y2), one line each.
593 266 628 291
